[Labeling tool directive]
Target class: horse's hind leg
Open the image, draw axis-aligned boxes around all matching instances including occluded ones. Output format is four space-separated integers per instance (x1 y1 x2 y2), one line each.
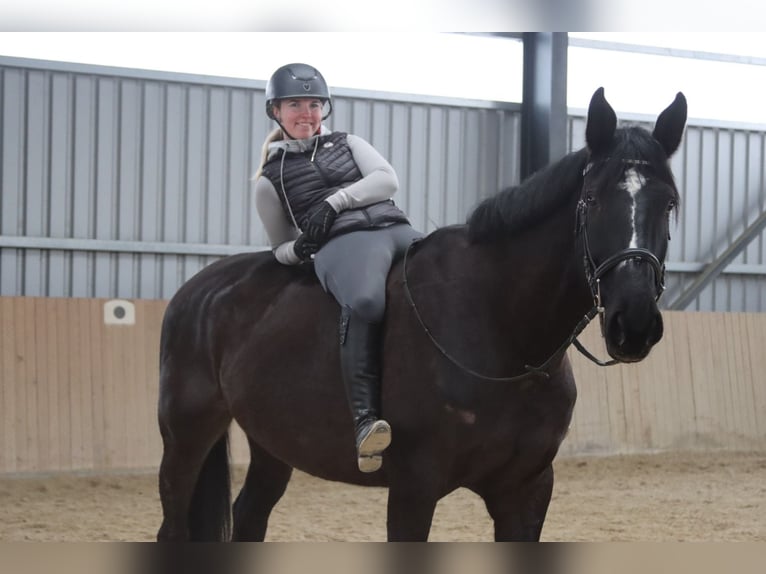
232 438 293 541
157 371 232 541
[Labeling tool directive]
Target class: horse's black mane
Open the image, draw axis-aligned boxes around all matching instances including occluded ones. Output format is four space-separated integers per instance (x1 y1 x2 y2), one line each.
467 126 677 243
466 148 589 243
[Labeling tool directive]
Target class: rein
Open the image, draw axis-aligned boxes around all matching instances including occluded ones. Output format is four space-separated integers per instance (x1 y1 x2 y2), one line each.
401 157 668 383
401 241 603 383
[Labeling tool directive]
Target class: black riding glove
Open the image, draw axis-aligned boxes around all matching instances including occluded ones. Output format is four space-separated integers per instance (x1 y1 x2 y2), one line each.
303 201 338 245
293 234 319 262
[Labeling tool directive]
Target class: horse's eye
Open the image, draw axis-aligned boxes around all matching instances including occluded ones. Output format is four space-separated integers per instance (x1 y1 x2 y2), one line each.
586 193 597 206
667 199 677 212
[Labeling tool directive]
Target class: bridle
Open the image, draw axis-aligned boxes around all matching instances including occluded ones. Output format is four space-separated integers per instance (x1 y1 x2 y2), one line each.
402 157 669 383
571 157 667 366
578 160 667 312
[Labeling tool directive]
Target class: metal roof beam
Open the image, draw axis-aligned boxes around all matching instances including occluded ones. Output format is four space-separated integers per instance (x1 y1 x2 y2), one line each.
569 37 766 67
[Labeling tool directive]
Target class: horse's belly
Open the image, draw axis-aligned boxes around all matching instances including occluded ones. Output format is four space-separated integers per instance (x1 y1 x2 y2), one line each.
224 372 390 487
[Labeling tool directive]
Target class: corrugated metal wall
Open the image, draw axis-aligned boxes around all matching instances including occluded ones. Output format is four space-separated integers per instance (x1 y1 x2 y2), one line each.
3 56 766 311
0 57 520 300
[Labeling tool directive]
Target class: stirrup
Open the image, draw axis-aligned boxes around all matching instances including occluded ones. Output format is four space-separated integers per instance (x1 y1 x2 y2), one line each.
356 419 391 473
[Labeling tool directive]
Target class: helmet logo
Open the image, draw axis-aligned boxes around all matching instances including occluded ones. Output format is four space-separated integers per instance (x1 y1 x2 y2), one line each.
303 83 311 91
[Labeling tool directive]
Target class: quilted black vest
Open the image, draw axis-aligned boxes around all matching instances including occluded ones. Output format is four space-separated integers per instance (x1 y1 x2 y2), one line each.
260 132 408 237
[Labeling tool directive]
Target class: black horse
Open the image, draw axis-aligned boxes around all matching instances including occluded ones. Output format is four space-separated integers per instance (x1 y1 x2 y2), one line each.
157 88 687 541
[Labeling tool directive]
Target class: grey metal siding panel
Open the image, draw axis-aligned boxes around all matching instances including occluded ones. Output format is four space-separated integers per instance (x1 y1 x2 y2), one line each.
71 75 95 298
405 104 429 231
1 68 24 295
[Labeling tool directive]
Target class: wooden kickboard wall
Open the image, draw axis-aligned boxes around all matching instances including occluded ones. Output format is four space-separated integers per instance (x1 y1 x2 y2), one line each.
0 297 764 474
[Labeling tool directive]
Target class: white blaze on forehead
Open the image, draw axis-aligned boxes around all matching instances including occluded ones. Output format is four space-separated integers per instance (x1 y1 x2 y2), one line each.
620 168 646 249
621 168 646 196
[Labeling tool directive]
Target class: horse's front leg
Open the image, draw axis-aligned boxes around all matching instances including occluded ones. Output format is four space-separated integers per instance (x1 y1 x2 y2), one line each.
385 479 440 541
385 445 443 541
475 463 554 541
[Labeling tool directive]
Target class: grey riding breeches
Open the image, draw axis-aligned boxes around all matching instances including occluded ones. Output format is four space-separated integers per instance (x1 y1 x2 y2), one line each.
312 223 424 324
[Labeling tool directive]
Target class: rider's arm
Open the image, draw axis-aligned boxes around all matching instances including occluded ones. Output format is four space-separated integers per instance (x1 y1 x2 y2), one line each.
254 176 301 265
324 134 400 212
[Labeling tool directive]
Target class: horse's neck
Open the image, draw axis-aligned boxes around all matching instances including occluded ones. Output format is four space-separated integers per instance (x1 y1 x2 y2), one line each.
476 194 591 357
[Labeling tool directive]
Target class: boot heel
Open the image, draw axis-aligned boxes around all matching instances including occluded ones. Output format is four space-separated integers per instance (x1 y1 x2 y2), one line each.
358 453 383 473
358 419 391 455
356 420 391 473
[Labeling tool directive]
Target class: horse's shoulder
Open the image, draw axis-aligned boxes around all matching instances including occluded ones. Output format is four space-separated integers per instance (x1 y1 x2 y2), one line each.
388 225 469 290
404 225 469 262
407 225 468 256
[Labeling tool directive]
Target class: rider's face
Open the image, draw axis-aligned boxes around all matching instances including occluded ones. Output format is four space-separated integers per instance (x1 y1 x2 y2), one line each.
273 98 323 139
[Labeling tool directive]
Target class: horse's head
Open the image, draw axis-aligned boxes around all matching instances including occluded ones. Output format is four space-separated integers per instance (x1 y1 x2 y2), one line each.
579 87 687 362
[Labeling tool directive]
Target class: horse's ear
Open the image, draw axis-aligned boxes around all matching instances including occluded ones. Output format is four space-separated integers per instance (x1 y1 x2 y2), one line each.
585 87 617 155
652 92 687 158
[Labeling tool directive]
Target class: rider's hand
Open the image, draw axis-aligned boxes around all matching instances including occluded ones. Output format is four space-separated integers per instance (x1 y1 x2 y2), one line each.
293 234 319 262
303 201 338 245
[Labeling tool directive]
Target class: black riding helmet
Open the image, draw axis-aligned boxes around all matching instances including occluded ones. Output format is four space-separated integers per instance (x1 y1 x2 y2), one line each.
265 63 333 120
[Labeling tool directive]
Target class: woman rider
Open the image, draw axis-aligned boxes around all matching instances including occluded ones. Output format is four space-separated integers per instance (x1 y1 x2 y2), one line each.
253 63 423 473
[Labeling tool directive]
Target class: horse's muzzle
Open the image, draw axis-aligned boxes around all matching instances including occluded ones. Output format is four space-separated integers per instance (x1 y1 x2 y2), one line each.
603 301 664 363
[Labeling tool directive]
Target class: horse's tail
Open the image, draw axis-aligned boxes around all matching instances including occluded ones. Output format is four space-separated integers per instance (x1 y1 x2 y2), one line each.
188 431 232 541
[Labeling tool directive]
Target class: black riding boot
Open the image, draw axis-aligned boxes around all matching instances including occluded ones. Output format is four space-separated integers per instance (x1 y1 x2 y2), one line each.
339 307 391 473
